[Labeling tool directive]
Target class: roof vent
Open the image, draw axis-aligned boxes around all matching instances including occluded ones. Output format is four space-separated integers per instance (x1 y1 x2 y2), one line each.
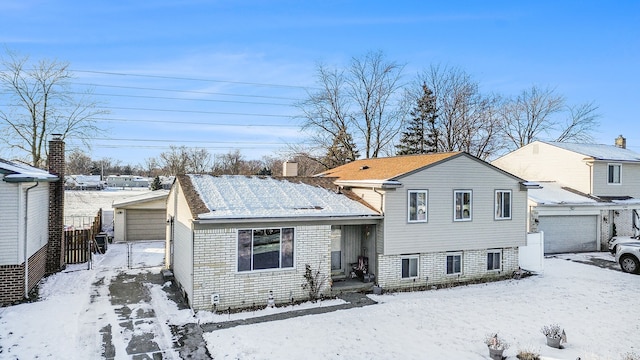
360 165 369 170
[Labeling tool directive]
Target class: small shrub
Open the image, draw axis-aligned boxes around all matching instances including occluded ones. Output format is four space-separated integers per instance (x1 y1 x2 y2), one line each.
301 263 328 302
484 333 510 350
540 324 563 339
516 349 540 360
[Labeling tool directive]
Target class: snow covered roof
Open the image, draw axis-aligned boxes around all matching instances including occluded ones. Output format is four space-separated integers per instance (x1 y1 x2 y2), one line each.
543 141 640 162
528 182 598 205
0 158 58 182
185 175 380 220
113 190 170 208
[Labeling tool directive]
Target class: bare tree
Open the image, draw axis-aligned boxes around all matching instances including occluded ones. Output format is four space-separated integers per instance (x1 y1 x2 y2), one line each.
416 64 503 160
66 149 93 175
187 148 212 174
498 85 565 149
0 50 107 167
347 51 406 158
296 50 406 164
159 145 189 175
212 149 244 175
554 101 600 143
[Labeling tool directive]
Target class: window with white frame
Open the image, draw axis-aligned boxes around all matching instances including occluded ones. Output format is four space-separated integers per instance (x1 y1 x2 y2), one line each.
487 250 501 271
401 256 419 278
454 190 472 221
608 163 621 184
408 190 428 222
446 253 462 274
495 190 512 220
237 228 294 272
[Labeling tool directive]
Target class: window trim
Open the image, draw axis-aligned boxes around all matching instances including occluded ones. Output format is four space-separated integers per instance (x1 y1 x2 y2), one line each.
487 249 502 271
495 190 512 220
236 227 295 273
607 163 622 185
453 190 472 222
401 256 419 279
407 190 428 223
446 252 463 275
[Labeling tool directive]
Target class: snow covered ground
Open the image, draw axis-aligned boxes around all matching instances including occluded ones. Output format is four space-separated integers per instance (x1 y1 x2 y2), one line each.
1 244 638 359
1 189 637 359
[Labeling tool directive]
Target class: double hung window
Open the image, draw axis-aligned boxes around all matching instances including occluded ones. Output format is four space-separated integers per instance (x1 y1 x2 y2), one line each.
454 190 472 221
495 190 512 220
408 190 428 222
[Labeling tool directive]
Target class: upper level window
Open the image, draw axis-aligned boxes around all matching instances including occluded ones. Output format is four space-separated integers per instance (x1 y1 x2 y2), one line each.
454 190 472 221
495 190 512 220
608 163 621 184
238 228 294 272
408 190 428 222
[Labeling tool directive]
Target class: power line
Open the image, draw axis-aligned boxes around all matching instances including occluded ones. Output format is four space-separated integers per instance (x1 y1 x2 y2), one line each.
72 69 312 90
93 117 298 127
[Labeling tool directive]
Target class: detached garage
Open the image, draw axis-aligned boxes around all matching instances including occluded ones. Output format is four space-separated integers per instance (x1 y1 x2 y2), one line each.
113 190 169 242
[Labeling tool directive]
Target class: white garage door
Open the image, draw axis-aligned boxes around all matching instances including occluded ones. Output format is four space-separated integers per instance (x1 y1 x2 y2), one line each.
125 209 166 241
538 215 598 254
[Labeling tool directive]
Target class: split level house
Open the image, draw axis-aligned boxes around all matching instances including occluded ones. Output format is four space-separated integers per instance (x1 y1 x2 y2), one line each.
492 136 640 254
0 135 66 305
166 152 532 311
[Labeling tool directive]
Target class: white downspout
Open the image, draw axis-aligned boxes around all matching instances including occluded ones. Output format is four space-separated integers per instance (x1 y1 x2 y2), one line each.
24 182 39 299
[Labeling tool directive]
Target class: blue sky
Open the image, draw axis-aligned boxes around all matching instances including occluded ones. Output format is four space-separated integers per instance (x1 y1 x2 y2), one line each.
2 1 639 166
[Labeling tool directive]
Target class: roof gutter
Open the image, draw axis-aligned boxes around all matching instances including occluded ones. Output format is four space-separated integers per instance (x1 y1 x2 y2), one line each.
3 176 59 183
193 214 384 225
335 179 403 189
23 182 39 299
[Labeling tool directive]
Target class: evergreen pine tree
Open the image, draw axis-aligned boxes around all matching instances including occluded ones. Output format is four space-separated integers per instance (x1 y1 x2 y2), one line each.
324 128 360 168
396 83 438 155
150 176 162 191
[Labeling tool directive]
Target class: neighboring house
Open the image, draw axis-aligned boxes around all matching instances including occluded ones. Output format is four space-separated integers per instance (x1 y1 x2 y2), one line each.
166 174 381 310
64 175 105 190
318 152 531 292
113 190 169 242
0 135 66 305
492 137 640 253
106 175 150 188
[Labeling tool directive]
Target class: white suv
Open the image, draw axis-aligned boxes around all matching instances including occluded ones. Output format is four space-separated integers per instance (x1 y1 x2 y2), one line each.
615 243 640 274
608 236 640 255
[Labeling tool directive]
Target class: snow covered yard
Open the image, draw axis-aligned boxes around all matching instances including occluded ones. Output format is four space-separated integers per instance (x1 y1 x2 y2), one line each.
204 256 639 360
1 247 638 359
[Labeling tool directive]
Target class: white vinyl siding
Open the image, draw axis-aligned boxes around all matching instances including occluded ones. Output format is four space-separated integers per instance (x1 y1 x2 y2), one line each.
492 142 593 195
592 162 640 198
380 155 527 255
0 182 49 265
167 181 194 304
0 182 20 265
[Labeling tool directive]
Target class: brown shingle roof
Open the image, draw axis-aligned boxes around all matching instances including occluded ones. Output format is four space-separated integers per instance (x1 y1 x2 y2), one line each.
317 152 462 181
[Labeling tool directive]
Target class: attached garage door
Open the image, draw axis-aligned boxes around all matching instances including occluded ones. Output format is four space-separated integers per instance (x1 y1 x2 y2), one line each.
538 215 598 254
125 209 166 241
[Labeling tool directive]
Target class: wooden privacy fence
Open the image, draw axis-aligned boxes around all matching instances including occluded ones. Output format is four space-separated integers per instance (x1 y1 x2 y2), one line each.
65 209 103 264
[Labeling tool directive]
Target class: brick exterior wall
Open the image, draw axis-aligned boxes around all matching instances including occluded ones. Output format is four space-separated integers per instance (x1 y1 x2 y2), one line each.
377 247 519 291
0 244 48 305
0 264 24 305
190 225 331 311
46 135 65 274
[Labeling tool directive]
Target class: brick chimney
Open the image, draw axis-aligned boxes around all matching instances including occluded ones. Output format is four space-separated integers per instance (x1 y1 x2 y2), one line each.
615 135 626 149
282 161 298 177
46 134 66 274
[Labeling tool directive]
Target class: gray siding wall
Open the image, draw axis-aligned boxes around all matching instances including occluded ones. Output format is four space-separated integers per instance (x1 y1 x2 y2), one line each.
381 155 527 255
190 223 331 311
592 162 640 198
